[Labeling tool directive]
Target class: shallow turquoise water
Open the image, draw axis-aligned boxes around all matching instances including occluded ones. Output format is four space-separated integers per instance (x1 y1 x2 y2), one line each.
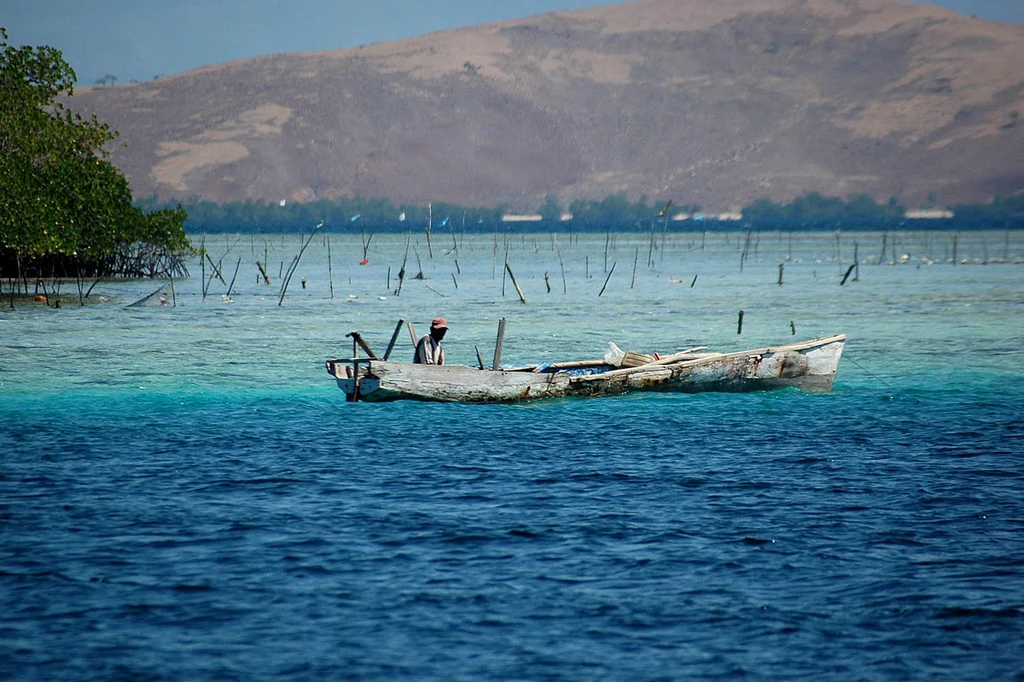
2 229 1022 680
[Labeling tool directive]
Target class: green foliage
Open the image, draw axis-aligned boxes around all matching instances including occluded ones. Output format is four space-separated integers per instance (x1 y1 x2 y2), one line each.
743 192 904 220
538 194 562 221
0 27 189 281
953 192 1024 219
569 192 661 222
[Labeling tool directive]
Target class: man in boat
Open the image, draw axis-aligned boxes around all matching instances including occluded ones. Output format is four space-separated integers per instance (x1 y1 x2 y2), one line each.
414 317 447 365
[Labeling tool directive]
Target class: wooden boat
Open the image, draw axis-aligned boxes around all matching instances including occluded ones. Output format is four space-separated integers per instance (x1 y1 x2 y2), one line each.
325 332 846 403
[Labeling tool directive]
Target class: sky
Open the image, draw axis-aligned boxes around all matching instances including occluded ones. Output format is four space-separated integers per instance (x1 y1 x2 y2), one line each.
2 0 1023 86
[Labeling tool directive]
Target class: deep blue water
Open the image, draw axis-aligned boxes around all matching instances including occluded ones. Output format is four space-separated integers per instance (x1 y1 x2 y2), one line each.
2 231 1023 680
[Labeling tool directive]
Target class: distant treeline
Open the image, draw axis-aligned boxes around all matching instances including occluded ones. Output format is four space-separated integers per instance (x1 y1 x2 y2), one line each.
137 190 1024 234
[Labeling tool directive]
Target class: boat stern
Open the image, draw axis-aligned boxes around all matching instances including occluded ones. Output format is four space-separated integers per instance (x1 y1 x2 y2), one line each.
325 357 380 402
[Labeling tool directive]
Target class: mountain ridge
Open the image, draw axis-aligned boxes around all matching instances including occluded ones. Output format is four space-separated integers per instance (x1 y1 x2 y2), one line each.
70 0 1024 211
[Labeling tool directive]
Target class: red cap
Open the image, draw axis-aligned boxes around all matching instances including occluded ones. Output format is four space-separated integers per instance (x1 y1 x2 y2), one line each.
431 317 448 329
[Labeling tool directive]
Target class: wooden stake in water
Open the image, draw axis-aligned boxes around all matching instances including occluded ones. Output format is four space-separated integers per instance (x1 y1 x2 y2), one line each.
449 216 459 257
737 310 744 335
501 243 509 297
778 263 784 286
631 247 639 289
278 221 323 306
505 263 527 304
492 317 506 370
836 230 843 277
226 257 241 297
598 262 616 297
740 230 752 272
256 261 271 285
394 236 410 296
647 220 656 268
425 202 433 259
413 246 424 279
360 230 373 263
553 236 567 294
492 228 498 279
327 236 335 299
383 319 405 360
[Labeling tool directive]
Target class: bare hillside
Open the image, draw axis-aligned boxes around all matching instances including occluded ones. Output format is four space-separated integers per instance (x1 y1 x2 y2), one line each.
70 0 1024 211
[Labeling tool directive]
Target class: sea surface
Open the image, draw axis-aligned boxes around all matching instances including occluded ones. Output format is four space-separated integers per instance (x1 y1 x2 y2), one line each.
2 228 1022 680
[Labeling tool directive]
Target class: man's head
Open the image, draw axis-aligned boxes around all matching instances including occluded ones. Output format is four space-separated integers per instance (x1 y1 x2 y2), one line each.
430 317 448 340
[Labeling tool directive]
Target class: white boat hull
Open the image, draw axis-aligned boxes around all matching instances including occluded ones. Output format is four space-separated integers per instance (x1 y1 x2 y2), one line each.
326 335 846 404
